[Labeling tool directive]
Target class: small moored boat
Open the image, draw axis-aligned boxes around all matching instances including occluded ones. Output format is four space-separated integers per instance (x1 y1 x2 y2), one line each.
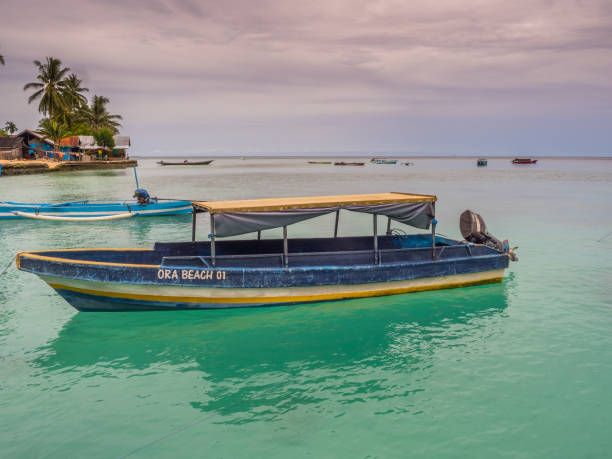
17 192 518 311
334 162 365 166
1 198 192 220
157 160 213 166
511 158 537 164
308 161 332 165
477 158 488 167
1 166 192 221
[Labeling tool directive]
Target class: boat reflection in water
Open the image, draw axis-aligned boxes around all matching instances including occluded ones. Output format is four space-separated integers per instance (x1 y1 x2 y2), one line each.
34 279 512 421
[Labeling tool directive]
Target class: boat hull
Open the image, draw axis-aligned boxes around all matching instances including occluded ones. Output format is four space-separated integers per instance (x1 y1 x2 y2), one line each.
17 241 509 311
0 200 192 219
41 269 504 311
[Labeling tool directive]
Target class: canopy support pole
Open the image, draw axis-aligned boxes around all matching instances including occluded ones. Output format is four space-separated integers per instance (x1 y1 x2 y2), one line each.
373 214 379 264
210 214 216 268
334 210 340 237
283 226 288 268
431 218 437 261
386 217 392 235
257 230 261 240
191 209 197 242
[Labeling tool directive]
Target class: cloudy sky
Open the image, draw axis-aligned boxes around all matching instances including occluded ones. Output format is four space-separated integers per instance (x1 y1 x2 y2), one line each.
1 0 611 156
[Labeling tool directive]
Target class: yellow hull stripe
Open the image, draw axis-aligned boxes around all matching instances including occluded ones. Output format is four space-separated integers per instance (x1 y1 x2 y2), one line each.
17 251 159 269
22 248 154 253
47 273 503 305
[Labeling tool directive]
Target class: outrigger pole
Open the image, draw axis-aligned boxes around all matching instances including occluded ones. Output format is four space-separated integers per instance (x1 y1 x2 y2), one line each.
133 165 140 189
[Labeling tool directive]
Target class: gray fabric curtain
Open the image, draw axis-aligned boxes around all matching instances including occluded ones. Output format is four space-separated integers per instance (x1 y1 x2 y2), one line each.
214 207 335 237
346 202 435 230
212 202 434 237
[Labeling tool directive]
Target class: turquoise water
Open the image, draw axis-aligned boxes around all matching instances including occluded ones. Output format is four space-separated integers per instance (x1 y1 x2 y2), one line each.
1 158 611 458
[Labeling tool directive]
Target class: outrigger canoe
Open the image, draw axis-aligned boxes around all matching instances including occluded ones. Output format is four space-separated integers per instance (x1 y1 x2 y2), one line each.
1 199 192 220
16 192 518 311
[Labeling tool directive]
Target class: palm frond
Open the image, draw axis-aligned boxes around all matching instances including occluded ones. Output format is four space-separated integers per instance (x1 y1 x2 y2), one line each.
27 89 44 104
23 82 44 90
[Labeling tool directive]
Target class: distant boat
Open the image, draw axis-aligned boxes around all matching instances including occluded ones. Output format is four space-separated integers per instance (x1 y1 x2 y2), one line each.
308 161 332 165
157 160 213 166
370 158 397 164
404 162 414 166
477 159 488 167
511 158 537 164
334 162 365 166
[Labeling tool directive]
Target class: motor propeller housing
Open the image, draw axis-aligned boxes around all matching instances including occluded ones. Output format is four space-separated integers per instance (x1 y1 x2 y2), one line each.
460 210 518 261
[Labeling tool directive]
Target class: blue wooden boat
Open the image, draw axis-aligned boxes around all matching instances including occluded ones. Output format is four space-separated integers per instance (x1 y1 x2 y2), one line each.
16 192 518 311
0 199 192 220
1 166 191 220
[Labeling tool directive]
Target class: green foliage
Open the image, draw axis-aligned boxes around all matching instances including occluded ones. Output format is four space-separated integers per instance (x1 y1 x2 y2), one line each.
23 56 124 137
63 73 88 112
67 123 93 136
0 129 7 137
94 127 115 149
4 121 17 134
81 95 122 134
23 57 70 120
38 118 70 150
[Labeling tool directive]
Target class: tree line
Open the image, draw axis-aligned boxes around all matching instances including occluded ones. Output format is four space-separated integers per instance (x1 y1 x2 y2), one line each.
1 50 123 151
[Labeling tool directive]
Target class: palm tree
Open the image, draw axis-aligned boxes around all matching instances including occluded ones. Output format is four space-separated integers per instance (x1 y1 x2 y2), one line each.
23 57 71 120
38 118 69 152
64 73 89 110
81 95 122 133
4 121 17 134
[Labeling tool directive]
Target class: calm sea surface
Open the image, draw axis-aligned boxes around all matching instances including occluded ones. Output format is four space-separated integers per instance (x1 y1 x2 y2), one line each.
1 157 611 458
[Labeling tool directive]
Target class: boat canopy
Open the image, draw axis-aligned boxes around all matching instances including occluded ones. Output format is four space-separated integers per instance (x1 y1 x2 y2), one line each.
193 192 437 237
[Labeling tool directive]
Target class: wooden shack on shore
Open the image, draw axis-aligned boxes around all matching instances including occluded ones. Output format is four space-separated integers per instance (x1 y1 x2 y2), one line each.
0 137 26 160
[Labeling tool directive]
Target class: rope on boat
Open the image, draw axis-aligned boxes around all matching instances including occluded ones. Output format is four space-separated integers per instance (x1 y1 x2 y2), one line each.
120 410 227 458
10 211 137 222
597 231 612 242
0 257 13 279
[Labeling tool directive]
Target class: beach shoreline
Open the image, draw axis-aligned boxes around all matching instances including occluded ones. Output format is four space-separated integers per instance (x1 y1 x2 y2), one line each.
0 159 137 176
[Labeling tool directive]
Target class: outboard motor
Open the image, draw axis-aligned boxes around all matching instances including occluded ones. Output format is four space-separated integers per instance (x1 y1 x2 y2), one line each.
133 188 151 204
460 210 518 261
